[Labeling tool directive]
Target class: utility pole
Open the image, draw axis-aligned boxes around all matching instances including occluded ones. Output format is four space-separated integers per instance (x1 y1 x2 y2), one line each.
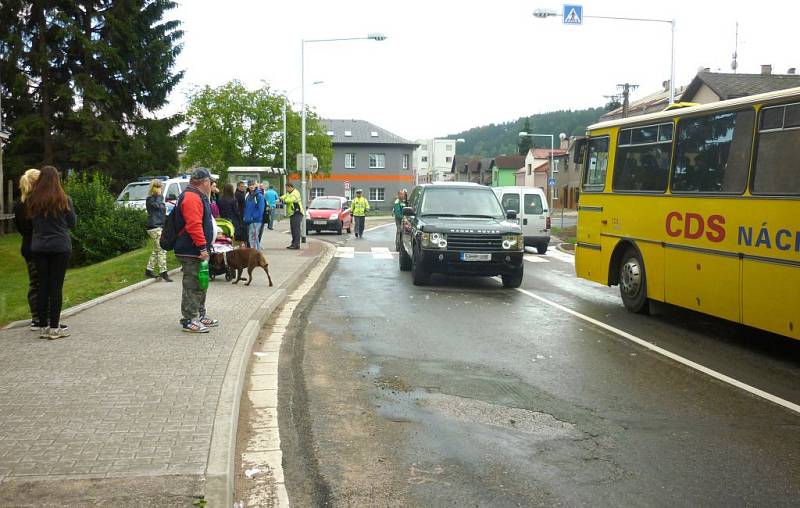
617 83 639 118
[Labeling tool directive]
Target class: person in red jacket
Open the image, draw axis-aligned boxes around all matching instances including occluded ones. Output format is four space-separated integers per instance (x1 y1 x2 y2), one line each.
174 168 218 333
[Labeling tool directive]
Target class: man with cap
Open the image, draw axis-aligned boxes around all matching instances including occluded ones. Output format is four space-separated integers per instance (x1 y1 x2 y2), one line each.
280 182 304 249
174 168 219 333
351 189 370 238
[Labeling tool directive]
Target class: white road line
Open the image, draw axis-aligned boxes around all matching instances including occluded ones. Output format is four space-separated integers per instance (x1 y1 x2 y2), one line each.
335 247 354 258
510 284 800 415
365 222 394 232
371 247 393 259
524 255 549 263
546 249 576 264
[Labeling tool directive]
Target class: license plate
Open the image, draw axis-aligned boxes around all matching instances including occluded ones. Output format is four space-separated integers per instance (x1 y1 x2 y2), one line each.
313 220 327 225
460 252 492 262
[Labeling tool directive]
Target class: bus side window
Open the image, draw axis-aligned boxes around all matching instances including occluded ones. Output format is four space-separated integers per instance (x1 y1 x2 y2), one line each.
582 137 609 191
752 102 800 195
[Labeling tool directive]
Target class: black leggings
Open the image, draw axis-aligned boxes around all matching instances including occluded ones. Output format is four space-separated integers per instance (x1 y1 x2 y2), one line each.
34 252 70 328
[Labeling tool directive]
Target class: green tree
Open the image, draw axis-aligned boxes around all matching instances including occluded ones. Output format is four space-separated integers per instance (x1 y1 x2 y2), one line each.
182 80 332 177
518 118 532 155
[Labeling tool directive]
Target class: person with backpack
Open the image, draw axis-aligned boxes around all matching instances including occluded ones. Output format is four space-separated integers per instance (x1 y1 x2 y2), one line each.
171 167 218 333
243 180 265 250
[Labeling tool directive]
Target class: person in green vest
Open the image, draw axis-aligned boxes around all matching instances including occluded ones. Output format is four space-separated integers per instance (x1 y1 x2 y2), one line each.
351 189 370 238
280 182 304 249
392 190 408 251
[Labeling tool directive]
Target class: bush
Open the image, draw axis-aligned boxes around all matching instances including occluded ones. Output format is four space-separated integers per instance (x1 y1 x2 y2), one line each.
64 172 148 266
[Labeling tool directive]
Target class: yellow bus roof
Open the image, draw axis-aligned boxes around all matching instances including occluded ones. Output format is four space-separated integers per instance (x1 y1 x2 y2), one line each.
588 85 800 131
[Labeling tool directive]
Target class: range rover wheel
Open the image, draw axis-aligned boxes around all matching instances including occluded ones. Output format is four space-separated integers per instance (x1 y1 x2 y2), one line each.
411 246 430 285
501 267 523 288
619 247 649 314
399 239 412 271
536 241 549 254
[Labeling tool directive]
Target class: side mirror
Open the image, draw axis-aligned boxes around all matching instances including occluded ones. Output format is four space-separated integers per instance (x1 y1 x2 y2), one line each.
506 210 518 220
402 206 415 217
573 138 587 165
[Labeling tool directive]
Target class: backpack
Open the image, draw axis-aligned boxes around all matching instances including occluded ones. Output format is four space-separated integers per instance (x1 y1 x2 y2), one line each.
160 187 204 251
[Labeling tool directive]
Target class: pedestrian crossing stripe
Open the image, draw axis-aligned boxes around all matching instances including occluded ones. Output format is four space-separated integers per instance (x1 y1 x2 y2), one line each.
335 247 355 258
371 247 393 259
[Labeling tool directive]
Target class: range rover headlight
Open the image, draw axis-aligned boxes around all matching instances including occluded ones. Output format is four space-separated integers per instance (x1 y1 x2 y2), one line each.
422 232 447 249
502 234 523 250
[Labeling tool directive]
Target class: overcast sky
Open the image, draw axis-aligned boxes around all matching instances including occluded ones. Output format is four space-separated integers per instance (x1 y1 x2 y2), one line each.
166 0 799 140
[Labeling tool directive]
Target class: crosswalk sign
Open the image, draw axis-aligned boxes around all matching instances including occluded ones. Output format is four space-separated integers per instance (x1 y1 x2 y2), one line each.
563 4 582 25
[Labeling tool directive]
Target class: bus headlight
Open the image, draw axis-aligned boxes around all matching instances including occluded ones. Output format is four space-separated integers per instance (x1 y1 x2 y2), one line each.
502 234 523 250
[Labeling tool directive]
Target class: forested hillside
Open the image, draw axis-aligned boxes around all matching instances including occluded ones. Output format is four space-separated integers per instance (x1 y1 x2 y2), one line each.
448 107 609 157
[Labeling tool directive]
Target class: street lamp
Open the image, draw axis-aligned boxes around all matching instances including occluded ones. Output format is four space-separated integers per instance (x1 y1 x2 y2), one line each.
278 81 323 194
519 131 555 203
301 33 387 243
532 8 676 105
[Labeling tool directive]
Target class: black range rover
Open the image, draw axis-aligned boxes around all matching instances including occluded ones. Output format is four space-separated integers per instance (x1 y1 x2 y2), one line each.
399 182 524 288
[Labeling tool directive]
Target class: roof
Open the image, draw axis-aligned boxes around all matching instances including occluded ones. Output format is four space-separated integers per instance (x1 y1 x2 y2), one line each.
492 155 527 169
600 86 686 121
530 148 568 159
682 71 800 101
323 119 416 146
589 85 800 131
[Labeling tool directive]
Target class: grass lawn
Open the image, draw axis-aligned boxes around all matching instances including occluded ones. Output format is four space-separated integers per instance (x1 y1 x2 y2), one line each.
552 225 577 245
0 234 179 327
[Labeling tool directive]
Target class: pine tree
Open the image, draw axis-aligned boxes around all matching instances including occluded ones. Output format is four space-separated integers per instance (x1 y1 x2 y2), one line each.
518 118 532 155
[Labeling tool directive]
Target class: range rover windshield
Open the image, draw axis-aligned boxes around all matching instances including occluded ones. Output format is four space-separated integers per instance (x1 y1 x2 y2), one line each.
420 187 505 219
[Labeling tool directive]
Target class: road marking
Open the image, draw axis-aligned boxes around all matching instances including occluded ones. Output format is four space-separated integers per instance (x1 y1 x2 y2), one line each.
371 247 393 259
335 247 354 258
510 284 800 415
546 249 576 264
365 222 394 232
524 255 549 263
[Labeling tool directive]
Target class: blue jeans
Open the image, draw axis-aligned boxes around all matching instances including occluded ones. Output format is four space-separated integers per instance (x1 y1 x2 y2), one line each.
248 223 262 250
268 206 276 229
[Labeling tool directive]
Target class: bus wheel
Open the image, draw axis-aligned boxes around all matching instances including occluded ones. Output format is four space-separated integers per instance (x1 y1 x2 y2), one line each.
619 247 649 314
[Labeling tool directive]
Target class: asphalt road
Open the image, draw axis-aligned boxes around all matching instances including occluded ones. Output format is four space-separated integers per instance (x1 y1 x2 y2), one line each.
278 222 800 507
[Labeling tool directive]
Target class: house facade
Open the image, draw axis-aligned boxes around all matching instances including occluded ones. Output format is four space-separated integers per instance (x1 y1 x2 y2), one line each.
490 155 526 187
320 119 416 209
413 139 458 183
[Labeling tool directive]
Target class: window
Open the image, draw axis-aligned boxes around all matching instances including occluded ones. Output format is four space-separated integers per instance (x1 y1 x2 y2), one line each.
370 131 379 137
582 136 609 191
421 156 428 163
672 110 753 194
501 193 520 213
345 153 356 168
344 130 352 137
369 153 386 168
402 154 409 169
524 193 544 215
445 144 453 151
527 163 532 175
326 130 334 136
445 156 452 163
311 188 325 198
369 188 385 201
613 123 673 192
753 102 800 195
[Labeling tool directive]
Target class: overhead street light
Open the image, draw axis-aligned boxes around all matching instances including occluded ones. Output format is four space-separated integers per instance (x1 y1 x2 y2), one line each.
301 33 387 243
532 8 676 105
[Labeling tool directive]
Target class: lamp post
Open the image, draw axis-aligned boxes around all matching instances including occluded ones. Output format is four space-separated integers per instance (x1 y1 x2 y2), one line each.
301 33 386 243
533 9 676 105
519 132 555 204
278 81 322 194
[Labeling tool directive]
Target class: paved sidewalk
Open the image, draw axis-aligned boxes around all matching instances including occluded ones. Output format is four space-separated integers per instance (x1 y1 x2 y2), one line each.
0 226 326 506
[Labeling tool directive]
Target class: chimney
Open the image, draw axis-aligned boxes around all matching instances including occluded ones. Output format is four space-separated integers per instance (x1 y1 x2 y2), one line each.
789 67 797 75
761 64 772 75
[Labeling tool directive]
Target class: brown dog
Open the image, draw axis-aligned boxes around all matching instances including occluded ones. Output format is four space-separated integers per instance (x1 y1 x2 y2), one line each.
210 248 273 287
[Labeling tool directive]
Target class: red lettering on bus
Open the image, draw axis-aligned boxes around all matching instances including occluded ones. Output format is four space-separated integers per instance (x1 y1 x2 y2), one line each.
685 213 704 239
705 215 726 242
666 211 682 237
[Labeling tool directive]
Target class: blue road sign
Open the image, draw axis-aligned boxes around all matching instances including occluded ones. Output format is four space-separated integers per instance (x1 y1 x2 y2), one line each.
563 4 582 25
548 178 557 186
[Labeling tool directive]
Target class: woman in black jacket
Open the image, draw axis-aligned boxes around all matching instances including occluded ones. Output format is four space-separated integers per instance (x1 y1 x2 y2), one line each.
218 183 245 245
145 179 172 282
27 166 76 340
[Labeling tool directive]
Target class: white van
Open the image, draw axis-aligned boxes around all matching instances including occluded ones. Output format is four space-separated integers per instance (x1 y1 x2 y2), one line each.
116 176 190 214
492 186 551 253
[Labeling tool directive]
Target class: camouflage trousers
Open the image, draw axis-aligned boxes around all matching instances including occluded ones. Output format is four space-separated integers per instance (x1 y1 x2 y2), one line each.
178 256 207 322
146 227 168 273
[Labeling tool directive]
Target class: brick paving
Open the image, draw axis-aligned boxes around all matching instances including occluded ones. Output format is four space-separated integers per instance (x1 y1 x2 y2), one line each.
0 229 319 496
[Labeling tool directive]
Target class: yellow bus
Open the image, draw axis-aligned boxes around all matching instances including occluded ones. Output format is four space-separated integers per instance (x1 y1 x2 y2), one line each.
575 87 800 340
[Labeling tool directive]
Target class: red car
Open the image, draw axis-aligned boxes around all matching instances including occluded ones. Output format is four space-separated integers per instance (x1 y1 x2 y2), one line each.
306 196 352 235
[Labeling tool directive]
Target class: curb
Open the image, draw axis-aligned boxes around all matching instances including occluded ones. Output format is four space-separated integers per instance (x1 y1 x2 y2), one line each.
556 243 575 255
203 240 336 508
2 266 183 330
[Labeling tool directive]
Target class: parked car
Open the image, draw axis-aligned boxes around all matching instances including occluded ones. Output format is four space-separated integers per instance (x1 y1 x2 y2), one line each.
492 186 551 254
116 176 190 214
306 196 352 235
399 182 524 288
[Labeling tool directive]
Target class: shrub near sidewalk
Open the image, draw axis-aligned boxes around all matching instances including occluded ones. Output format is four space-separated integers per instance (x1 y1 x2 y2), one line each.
64 172 148 266
0 234 178 326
